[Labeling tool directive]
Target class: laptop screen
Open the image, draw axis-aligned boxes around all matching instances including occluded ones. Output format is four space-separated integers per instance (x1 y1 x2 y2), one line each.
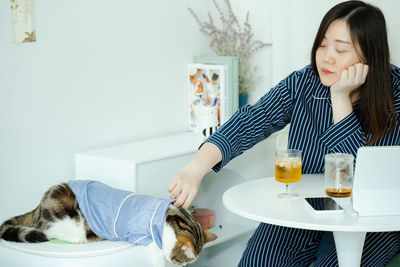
352 146 400 216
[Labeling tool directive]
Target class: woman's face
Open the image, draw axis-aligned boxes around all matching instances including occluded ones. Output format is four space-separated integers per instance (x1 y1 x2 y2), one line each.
315 19 363 86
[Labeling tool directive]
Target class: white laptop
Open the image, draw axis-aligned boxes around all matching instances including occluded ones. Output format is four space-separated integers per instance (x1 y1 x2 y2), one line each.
352 146 400 216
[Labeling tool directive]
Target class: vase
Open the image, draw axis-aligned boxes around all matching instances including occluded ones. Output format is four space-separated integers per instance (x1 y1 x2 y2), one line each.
192 208 215 230
239 94 249 108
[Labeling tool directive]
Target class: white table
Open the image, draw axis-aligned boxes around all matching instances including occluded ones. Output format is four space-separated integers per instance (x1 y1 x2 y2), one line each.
223 174 400 267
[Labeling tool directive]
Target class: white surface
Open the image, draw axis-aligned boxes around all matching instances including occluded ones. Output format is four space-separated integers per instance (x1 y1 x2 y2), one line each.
230 0 273 104
223 174 400 232
204 223 256 249
74 132 209 199
0 241 156 267
0 240 132 258
75 132 205 192
189 231 254 267
76 132 205 164
352 146 400 216
333 231 366 267
223 174 400 267
75 154 137 192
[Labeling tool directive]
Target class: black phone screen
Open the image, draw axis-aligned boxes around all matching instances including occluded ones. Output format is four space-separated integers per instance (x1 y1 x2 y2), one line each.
304 197 343 211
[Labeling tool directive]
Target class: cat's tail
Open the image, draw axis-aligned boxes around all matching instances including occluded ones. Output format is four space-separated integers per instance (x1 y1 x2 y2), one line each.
0 212 48 243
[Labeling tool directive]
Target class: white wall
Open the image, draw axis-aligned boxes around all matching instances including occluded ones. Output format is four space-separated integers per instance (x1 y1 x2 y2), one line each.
230 0 273 104
271 0 400 84
0 0 215 219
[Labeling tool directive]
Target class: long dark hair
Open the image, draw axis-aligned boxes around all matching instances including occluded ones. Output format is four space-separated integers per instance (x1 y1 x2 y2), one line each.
311 1 397 145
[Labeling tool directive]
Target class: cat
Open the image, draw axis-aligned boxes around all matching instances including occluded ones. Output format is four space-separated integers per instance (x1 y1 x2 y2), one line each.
0 180 217 267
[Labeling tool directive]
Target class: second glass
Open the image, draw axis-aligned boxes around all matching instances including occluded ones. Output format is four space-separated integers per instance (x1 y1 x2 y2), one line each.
275 149 302 198
324 153 354 198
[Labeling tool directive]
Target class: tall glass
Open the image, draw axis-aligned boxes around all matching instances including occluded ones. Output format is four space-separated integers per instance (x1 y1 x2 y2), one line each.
324 153 354 198
275 149 302 198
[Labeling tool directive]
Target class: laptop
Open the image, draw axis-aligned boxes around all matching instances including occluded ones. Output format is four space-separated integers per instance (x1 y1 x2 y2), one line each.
352 146 400 216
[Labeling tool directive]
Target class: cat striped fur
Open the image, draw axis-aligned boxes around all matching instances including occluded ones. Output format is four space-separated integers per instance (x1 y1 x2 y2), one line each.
0 183 100 243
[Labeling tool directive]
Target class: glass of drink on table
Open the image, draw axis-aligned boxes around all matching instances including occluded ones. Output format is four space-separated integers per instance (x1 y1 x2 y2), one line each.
275 149 302 199
324 153 354 198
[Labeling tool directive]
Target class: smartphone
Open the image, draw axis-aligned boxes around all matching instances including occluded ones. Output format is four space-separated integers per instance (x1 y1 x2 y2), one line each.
304 197 344 215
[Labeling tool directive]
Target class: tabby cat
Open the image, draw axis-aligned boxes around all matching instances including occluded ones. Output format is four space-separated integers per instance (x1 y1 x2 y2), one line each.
0 180 217 266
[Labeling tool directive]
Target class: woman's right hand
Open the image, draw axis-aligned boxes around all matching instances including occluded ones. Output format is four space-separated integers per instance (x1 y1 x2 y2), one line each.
168 167 202 209
167 142 223 210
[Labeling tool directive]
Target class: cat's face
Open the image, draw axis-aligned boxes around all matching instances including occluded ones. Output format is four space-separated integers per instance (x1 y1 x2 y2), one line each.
162 206 217 265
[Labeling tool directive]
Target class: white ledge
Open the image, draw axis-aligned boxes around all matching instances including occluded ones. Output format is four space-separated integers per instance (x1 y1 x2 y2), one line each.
77 132 205 164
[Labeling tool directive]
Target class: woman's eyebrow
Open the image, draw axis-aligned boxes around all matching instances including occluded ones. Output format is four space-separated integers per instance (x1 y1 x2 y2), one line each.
334 39 351 44
322 36 351 44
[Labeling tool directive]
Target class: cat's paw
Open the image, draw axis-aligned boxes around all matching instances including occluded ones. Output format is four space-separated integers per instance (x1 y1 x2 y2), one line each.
69 236 88 244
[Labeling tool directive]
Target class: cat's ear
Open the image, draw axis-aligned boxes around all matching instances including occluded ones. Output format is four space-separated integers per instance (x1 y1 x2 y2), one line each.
203 230 217 243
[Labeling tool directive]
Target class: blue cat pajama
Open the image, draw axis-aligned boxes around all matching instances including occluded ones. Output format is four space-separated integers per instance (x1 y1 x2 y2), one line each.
68 180 175 249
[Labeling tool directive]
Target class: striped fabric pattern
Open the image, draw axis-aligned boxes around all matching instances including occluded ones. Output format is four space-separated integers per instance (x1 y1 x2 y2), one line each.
205 65 400 267
206 64 400 173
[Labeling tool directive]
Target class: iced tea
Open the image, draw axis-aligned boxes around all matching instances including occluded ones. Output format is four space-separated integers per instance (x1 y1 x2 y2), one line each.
275 158 302 183
325 187 352 198
324 153 354 198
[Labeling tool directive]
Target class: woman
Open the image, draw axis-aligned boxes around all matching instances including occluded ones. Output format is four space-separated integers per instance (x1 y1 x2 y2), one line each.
169 1 400 266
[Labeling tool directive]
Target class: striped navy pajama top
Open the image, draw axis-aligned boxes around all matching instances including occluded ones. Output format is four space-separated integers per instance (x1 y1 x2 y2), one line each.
206 65 400 173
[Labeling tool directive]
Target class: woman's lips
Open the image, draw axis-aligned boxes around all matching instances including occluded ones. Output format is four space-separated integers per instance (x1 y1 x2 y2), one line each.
321 68 334 75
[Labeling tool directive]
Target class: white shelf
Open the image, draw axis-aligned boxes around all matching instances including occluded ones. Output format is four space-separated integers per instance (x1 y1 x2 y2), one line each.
204 222 257 248
77 132 205 164
75 132 205 192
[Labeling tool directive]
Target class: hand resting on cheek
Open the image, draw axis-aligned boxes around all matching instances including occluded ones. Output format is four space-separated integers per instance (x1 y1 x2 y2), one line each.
330 63 369 101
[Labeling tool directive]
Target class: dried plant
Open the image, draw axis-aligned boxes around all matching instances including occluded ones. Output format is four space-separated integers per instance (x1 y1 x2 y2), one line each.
189 0 271 94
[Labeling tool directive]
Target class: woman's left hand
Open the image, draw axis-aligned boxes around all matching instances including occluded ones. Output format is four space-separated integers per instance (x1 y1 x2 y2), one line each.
330 63 368 124
330 63 369 98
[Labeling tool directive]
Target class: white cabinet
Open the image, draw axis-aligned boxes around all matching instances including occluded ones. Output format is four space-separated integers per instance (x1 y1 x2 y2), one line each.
75 132 204 194
75 131 278 266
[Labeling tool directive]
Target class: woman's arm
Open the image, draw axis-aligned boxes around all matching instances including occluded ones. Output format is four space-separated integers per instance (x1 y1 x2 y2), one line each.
168 142 221 209
168 68 305 208
320 63 369 156
330 63 368 123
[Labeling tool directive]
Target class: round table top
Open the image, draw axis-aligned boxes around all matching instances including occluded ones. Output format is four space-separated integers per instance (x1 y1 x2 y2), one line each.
223 174 400 232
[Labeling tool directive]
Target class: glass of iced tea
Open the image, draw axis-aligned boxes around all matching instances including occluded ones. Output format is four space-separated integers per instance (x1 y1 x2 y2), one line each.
324 153 354 198
275 149 302 199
